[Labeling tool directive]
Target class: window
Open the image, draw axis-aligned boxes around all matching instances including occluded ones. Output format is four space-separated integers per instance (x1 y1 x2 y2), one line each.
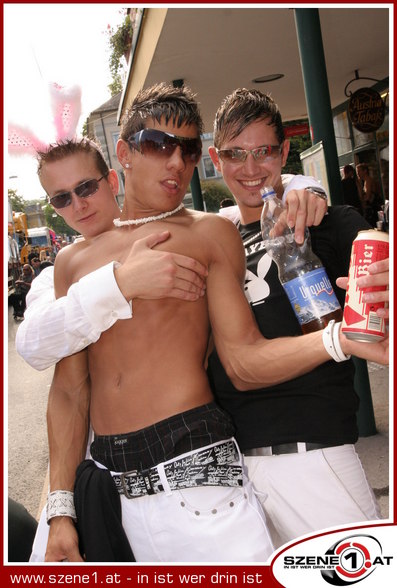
117 170 125 195
352 126 374 149
333 112 352 156
202 156 217 179
112 132 120 154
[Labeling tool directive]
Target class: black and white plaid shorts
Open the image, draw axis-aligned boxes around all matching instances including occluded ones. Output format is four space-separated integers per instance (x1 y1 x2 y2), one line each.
90 402 235 472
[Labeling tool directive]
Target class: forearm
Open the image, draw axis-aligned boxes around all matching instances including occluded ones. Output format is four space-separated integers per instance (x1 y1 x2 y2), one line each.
47 365 90 492
47 401 89 492
222 330 328 391
221 324 388 391
45 355 89 563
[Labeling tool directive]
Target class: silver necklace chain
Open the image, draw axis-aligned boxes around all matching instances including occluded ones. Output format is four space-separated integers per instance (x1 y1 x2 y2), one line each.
113 203 185 227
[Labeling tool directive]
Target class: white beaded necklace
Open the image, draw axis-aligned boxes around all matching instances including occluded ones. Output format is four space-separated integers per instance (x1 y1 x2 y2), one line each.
113 203 185 227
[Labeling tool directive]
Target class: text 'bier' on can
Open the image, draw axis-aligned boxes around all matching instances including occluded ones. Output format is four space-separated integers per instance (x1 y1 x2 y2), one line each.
341 229 389 342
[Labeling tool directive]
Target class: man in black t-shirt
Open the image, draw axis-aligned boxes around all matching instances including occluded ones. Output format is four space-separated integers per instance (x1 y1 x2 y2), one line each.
207 89 382 548
341 164 364 215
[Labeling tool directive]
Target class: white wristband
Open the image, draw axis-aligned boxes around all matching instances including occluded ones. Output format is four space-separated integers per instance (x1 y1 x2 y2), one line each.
322 320 351 362
332 321 351 362
46 490 76 524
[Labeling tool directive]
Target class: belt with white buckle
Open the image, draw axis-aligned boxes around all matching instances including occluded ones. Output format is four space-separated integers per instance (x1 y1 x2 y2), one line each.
112 439 243 499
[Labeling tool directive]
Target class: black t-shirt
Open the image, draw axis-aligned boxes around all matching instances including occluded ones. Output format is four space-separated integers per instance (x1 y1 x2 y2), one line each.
341 177 363 215
207 205 371 450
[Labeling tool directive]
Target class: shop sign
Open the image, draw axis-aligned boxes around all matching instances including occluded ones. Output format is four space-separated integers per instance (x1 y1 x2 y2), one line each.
284 123 310 138
348 87 385 133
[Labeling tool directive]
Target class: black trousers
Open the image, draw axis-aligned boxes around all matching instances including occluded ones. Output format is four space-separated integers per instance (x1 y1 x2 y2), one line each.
8 498 38 562
9 292 27 317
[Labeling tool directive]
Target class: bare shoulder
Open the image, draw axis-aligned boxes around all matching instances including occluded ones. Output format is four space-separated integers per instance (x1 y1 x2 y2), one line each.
186 210 245 277
53 239 90 296
54 239 88 269
188 210 241 242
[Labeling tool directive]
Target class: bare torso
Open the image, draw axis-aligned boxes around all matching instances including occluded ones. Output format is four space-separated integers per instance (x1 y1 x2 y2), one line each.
54 210 235 435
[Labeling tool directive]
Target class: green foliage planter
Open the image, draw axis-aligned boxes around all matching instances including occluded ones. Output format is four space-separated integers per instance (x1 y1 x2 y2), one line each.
200 181 234 212
107 13 135 96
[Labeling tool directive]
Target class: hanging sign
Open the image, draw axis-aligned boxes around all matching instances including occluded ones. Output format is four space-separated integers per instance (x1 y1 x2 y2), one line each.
348 87 385 133
284 123 309 138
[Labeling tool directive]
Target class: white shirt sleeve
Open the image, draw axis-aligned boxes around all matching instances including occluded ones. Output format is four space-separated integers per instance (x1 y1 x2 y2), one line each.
15 262 132 371
281 174 327 203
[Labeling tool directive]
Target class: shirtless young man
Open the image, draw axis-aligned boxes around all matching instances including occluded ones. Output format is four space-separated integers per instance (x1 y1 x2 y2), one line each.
34 83 388 564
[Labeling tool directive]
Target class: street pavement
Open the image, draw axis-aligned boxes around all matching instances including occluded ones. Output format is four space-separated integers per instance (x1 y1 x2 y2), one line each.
6 304 390 524
7 305 52 521
355 360 390 519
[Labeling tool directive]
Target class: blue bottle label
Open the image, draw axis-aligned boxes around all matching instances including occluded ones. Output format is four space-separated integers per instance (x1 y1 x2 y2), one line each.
282 267 341 325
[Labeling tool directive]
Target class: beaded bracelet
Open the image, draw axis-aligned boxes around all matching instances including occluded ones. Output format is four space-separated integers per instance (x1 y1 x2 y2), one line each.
46 490 76 524
322 320 351 362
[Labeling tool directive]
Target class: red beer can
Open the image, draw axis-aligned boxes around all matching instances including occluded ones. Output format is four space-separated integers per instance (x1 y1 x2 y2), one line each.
342 230 389 341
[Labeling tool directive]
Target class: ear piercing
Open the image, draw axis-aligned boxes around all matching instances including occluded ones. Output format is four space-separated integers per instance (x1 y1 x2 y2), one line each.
125 163 130 169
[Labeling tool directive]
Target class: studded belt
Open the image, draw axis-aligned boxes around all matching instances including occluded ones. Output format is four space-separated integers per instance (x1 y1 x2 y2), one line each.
112 439 243 499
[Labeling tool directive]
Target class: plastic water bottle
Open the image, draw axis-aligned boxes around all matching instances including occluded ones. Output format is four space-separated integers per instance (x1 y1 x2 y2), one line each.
260 186 342 333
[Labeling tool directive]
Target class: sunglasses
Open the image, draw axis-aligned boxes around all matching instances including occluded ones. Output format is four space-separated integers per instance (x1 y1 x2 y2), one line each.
127 129 202 164
216 144 282 163
48 175 107 209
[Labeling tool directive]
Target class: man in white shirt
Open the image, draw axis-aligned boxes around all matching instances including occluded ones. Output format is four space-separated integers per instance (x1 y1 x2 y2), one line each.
16 192 209 370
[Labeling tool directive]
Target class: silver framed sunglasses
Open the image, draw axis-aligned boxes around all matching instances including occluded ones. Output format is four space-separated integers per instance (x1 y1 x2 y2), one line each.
48 175 107 209
216 144 282 163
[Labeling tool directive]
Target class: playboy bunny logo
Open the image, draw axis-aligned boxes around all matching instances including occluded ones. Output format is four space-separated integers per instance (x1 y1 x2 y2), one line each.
244 251 272 306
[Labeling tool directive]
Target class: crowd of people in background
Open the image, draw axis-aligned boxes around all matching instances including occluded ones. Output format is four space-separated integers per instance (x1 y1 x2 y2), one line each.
341 162 386 229
9 236 73 320
9 263 36 319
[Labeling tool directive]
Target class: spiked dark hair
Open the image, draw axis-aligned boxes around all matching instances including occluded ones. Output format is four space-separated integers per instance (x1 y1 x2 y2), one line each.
213 88 285 148
37 138 109 178
120 82 204 141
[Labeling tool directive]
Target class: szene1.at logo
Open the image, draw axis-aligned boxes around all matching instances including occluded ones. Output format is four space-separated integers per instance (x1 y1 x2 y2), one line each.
283 534 393 585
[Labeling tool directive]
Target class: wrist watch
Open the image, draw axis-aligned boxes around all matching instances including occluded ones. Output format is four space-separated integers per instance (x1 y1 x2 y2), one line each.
305 186 328 201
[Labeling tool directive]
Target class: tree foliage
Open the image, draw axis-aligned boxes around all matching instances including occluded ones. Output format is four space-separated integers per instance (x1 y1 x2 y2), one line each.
43 203 79 237
200 180 234 212
81 117 89 137
8 189 25 212
107 11 135 97
8 190 77 236
283 125 312 176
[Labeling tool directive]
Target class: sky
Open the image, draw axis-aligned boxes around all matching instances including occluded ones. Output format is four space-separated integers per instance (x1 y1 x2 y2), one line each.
4 3 129 202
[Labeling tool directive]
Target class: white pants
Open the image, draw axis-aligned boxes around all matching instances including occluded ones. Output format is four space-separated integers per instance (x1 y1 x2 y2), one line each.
103 439 274 562
31 440 274 562
244 444 381 549
119 480 273 562
30 507 48 562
